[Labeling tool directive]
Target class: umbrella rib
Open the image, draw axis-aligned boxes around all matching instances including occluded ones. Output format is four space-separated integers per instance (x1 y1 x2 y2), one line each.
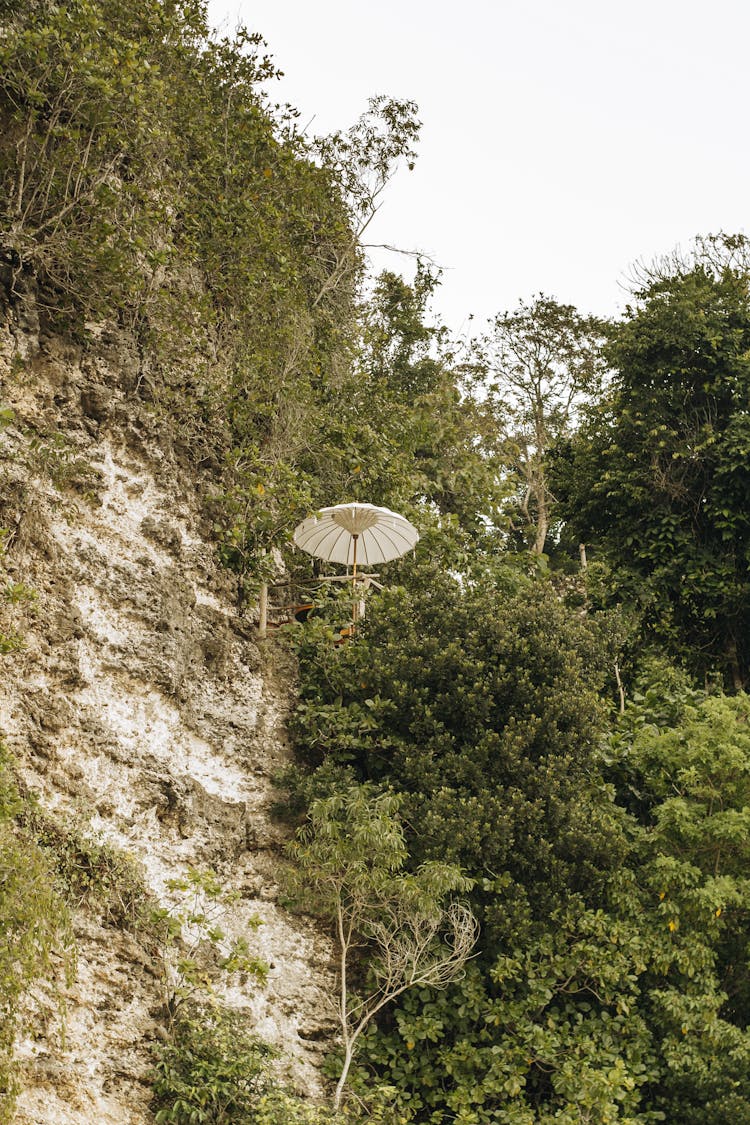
332 525 352 565
297 519 330 549
319 525 346 557
361 532 378 566
314 524 347 562
370 522 406 561
319 526 348 562
293 518 317 546
302 527 331 555
299 524 326 550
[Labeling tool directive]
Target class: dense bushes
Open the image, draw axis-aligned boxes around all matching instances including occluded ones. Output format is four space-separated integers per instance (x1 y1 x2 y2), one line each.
293 569 619 914
290 573 750 1121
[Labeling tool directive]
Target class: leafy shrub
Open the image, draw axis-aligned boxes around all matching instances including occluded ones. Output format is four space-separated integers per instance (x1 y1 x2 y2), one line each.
23 430 99 496
151 1002 274 1124
151 1001 381 1124
23 804 157 932
253 1090 406 1124
0 745 74 1123
153 867 269 1019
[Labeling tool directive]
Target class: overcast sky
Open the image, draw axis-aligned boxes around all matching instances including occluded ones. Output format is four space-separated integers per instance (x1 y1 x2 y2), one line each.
207 0 750 335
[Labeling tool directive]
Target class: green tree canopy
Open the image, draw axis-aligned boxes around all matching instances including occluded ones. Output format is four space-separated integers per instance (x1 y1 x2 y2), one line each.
554 248 750 687
292 568 620 932
472 296 607 556
291 578 750 1122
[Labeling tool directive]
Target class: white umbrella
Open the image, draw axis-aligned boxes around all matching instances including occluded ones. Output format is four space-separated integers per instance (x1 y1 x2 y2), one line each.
293 502 419 575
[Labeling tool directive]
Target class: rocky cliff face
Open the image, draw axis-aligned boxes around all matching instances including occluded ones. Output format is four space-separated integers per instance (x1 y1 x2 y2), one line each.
0 316 334 1123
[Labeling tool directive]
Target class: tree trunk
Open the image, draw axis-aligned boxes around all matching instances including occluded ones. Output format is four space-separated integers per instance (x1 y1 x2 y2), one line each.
532 491 548 556
333 1042 355 1111
726 636 744 692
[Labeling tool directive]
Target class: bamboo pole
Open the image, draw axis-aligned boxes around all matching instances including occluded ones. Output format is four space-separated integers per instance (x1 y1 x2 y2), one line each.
351 534 359 631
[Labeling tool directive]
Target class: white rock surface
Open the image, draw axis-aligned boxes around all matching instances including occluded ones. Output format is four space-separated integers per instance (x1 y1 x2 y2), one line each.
0 324 335 1124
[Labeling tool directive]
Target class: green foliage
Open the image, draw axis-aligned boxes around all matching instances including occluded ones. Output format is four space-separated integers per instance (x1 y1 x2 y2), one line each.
288 783 476 1111
252 1092 346 1124
473 295 608 556
0 745 74 1123
181 97 430 584
291 572 640 1119
152 1001 274 1124
604 686 750 1121
212 259 505 589
25 430 97 493
151 1002 351 1125
288 784 474 929
353 886 666 1124
20 800 161 931
0 0 195 319
148 867 269 1022
290 568 750 1121
555 244 750 686
292 568 618 921
0 0 359 355
301 266 508 545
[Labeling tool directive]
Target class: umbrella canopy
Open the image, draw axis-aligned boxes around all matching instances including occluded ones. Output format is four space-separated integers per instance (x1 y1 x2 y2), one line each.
293 503 419 568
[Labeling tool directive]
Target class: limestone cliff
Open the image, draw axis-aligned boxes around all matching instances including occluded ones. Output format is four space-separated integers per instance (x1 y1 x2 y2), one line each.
0 316 334 1123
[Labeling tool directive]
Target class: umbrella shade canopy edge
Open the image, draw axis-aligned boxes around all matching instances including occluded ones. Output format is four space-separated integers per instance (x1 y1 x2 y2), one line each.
293 503 419 567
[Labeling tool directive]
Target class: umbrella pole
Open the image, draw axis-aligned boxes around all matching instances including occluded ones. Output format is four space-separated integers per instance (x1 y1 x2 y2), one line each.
351 534 359 631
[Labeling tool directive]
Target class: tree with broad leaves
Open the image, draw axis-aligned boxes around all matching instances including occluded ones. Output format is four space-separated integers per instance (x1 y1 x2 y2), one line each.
554 240 750 689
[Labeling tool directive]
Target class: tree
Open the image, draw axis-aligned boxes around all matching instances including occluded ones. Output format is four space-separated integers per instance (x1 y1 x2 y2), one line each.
297 265 508 558
605 678 750 1123
290 583 750 1122
555 248 750 687
315 95 420 246
473 296 607 554
287 785 477 1111
0 0 195 319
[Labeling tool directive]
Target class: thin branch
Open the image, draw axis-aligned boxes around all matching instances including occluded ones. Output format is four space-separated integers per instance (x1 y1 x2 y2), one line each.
361 242 445 268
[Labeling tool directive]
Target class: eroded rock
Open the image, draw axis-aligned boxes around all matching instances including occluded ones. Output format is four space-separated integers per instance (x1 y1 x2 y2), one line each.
1 335 335 1124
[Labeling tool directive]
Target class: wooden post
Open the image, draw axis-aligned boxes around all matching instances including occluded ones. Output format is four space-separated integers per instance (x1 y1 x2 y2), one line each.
258 582 268 638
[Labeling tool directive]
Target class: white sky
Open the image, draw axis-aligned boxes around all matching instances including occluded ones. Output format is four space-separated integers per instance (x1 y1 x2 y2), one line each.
207 0 750 335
